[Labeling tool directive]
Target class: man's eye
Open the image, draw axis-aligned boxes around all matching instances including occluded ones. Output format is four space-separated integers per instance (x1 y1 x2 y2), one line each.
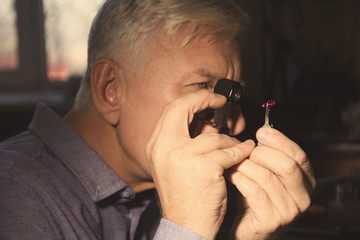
196 82 209 89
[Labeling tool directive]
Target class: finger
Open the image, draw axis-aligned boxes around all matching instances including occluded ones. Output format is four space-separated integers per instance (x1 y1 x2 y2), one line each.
256 127 304 163
157 90 226 141
207 139 255 169
224 169 281 234
232 160 301 219
190 133 240 154
249 146 311 211
190 119 222 138
256 127 316 191
147 91 227 159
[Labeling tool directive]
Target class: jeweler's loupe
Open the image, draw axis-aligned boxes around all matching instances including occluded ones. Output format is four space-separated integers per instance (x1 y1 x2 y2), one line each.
196 78 242 128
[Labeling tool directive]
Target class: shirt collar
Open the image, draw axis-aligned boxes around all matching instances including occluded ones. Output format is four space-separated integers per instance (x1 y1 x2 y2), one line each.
28 103 131 202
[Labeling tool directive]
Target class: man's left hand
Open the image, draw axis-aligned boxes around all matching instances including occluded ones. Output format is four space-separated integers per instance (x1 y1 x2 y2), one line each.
226 127 316 240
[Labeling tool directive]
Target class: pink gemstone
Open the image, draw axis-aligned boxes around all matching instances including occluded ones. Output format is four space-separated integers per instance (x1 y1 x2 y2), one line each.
262 100 275 108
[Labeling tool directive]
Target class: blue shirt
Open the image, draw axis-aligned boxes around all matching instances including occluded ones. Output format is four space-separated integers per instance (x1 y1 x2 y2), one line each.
0 103 205 240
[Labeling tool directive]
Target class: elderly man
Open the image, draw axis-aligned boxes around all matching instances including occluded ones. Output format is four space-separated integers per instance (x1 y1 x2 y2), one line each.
0 0 315 239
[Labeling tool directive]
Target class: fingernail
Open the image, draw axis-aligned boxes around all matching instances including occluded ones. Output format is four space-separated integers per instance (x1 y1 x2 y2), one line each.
243 139 255 147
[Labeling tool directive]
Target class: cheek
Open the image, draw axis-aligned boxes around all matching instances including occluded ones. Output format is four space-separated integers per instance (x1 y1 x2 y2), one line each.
119 84 179 152
122 94 162 140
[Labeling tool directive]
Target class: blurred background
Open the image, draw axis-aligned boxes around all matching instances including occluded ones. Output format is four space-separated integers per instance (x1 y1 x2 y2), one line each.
0 0 103 139
0 0 360 239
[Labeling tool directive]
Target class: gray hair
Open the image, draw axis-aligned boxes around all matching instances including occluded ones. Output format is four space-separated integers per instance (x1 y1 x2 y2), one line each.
74 0 250 109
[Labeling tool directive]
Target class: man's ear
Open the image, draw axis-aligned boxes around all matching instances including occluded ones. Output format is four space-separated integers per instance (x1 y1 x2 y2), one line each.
90 58 123 126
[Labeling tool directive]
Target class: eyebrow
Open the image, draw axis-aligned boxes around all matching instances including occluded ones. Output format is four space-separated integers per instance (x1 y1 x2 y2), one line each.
182 68 245 86
193 68 222 81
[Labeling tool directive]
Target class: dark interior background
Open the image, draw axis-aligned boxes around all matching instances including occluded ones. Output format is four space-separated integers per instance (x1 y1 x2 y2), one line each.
240 0 360 178
238 2 360 239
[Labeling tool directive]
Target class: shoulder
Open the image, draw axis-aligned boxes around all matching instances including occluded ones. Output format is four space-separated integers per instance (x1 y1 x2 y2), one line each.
0 130 58 202
0 132 62 238
0 131 42 172
0 131 99 239
0 131 47 179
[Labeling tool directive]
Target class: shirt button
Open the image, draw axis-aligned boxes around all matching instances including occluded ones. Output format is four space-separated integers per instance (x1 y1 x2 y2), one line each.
120 191 130 198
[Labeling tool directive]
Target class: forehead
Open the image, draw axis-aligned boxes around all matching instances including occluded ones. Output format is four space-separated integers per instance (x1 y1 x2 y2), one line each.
155 22 241 53
143 24 242 80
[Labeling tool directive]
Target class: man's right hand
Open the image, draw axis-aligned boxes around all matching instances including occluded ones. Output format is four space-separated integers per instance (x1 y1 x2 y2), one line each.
146 90 255 240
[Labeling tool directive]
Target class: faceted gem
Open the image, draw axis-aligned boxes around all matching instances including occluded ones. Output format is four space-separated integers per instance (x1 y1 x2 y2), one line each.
262 100 275 109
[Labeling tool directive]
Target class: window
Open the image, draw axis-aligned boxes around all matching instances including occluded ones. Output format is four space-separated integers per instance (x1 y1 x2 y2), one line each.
0 0 46 92
0 0 19 71
0 0 104 94
43 0 103 81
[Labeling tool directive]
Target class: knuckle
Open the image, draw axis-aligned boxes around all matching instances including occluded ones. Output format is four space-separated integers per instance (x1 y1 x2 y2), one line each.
282 160 299 175
296 151 308 166
262 168 276 184
251 185 266 201
299 194 311 212
284 206 300 224
223 147 237 161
